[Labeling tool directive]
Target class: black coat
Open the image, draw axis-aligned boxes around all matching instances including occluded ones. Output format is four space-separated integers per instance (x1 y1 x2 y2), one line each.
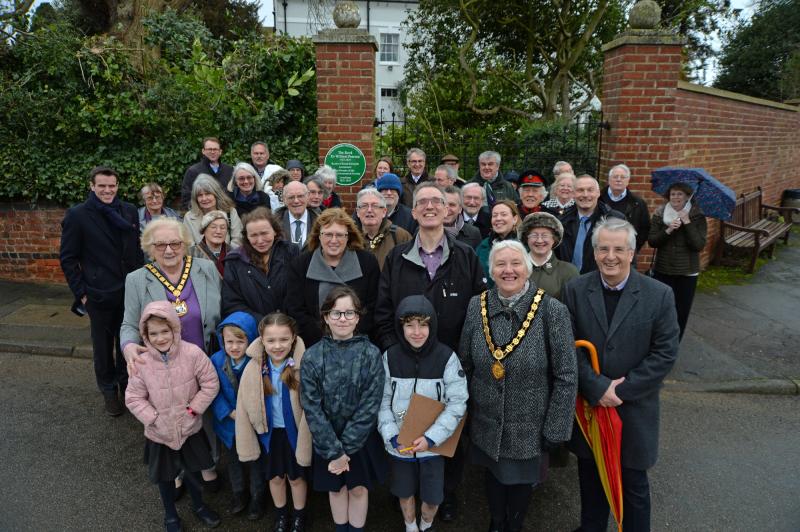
59 198 143 308
454 221 482 249
599 187 651 251
400 170 430 208
228 188 271 218
464 207 491 238
221 241 300 323
388 204 418 235
285 249 380 347
375 234 487 352
180 156 234 209
556 203 624 274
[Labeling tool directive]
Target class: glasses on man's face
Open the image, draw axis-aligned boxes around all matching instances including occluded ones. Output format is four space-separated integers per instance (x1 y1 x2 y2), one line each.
328 309 358 320
203 147 221 152
145 193 162 201
357 203 385 211
284 194 306 202
153 241 184 251
527 233 553 242
416 197 444 208
408 159 425 165
320 232 348 241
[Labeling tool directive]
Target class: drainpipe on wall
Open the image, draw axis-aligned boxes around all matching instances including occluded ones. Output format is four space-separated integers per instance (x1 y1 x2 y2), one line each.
283 0 288 33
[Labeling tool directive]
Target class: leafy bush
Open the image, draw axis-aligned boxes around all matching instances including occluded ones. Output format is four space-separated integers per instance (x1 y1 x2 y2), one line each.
0 11 317 206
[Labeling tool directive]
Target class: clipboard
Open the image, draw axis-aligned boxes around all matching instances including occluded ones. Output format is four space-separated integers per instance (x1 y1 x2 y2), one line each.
397 393 466 458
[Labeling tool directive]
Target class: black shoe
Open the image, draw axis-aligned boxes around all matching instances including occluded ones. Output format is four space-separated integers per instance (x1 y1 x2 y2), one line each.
247 493 265 521
192 505 221 528
289 513 306 532
164 516 182 532
229 492 247 515
439 499 457 522
273 513 289 532
103 394 124 417
487 520 504 532
203 476 221 494
174 482 186 502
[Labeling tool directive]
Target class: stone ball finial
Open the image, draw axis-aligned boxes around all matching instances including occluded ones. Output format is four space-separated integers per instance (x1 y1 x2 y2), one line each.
629 0 661 29
333 0 361 29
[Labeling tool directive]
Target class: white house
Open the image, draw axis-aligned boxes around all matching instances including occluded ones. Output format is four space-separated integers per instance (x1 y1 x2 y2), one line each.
272 0 418 122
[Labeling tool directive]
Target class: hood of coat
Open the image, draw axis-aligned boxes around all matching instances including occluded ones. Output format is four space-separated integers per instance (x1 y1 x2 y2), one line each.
138 300 182 357
394 295 438 359
215 311 259 352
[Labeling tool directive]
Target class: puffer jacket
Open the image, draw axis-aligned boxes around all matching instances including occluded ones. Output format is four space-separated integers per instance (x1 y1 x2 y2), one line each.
210 311 259 450
125 300 220 450
378 296 468 459
648 203 708 276
300 335 384 460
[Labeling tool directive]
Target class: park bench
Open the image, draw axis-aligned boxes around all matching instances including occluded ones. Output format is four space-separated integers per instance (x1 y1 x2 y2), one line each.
715 187 799 273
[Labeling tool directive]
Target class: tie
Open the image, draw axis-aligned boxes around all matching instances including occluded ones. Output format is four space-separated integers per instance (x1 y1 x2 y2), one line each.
572 216 589 272
294 220 302 245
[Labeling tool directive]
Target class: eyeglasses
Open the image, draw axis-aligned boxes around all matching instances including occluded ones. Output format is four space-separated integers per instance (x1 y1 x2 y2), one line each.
527 232 553 242
328 310 358 320
284 194 306 202
320 232 349 240
153 241 184 251
357 203 385 211
408 159 425 164
415 197 445 207
144 193 162 200
203 147 221 152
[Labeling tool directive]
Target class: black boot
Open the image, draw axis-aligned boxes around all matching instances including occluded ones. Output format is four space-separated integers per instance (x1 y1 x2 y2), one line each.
273 513 290 532
103 392 123 417
192 505 221 528
289 511 306 532
163 516 182 532
228 491 247 515
487 519 504 532
247 492 266 521
440 495 458 522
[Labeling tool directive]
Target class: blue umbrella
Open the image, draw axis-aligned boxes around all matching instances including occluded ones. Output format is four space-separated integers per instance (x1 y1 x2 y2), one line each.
650 167 737 221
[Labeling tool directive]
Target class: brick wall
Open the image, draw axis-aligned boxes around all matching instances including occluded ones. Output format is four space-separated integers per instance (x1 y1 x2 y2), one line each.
600 31 800 269
0 204 66 283
314 30 377 211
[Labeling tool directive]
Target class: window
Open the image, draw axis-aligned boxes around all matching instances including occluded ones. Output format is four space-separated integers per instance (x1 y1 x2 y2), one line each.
380 33 400 63
381 88 399 98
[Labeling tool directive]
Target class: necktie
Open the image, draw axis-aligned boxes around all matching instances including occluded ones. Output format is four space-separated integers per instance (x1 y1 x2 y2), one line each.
294 219 302 245
573 216 589 272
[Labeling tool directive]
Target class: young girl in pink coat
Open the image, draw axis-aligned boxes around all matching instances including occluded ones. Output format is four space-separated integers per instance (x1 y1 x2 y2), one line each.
125 300 221 532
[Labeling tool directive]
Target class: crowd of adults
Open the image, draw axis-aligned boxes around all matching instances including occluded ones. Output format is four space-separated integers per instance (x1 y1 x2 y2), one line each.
59 137 702 532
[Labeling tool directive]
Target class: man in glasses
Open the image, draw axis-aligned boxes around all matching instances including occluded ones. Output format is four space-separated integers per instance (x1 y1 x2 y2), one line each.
375 182 486 522
60 166 144 416
275 180 318 248
400 147 430 208
180 137 234 209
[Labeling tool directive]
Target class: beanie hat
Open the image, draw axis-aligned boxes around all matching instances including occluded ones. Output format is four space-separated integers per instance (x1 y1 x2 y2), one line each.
286 159 305 171
200 210 229 234
519 211 564 247
375 173 403 196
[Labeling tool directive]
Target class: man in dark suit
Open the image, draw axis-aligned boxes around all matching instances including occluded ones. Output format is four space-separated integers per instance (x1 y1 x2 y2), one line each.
274 180 318 248
180 137 234 209
562 217 679 532
60 166 144 416
461 182 491 238
399 147 430 207
443 185 482 249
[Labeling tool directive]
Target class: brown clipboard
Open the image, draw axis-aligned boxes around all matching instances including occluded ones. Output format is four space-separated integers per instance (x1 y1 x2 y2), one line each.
397 393 466 458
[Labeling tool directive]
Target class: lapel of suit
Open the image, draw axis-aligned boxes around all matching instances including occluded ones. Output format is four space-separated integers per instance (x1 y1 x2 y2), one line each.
282 210 291 240
586 272 609 335
144 266 166 303
606 271 640 341
87 201 119 248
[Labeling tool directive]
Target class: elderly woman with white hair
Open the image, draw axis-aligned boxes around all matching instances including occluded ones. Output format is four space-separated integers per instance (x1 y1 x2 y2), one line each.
519 212 579 301
184 174 243 247
316 164 343 209
541 172 576 217
459 239 577 532
137 182 181 233
189 210 229 277
227 161 271 217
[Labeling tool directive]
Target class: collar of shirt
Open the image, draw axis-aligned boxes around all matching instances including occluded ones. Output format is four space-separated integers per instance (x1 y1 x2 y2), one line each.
601 272 630 291
416 232 445 256
290 209 309 225
608 189 628 202
531 250 553 268
229 355 248 371
268 358 288 375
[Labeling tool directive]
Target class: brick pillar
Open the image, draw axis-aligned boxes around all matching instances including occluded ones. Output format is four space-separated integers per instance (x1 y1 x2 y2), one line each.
313 29 378 210
599 30 686 269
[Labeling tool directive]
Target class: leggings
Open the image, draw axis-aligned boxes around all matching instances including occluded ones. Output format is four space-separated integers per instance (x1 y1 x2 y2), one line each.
158 470 204 519
484 470 534 531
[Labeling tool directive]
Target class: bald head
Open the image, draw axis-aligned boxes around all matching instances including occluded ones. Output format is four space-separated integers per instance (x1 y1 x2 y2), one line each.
574 175 601 216
283 181 308 217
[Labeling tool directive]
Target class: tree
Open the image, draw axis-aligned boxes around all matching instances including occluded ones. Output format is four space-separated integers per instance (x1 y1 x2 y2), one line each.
714 0 800 101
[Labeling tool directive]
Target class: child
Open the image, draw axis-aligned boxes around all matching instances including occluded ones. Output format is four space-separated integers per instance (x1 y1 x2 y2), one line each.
300 286 387 532
125 301 221 532
378 295 468 532
209 312 267 520
236 312 312 532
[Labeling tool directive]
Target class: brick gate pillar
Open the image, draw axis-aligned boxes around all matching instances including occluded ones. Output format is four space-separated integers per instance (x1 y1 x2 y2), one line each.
313 28 378 210
599 28 686 268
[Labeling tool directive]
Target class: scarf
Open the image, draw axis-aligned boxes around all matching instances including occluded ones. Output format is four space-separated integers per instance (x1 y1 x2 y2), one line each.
444 213 465 238
235 188 261 205
199 240 227 276
87 191 136 232
663 197 693 225
306 248 363 310
497 280 530 308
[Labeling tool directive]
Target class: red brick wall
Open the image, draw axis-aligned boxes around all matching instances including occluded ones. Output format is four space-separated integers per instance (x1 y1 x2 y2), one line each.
600 33 800 270
315 38 376 211
0 204 66 283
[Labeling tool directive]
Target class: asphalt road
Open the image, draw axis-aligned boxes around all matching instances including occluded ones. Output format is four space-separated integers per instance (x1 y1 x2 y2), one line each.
1 353 798 531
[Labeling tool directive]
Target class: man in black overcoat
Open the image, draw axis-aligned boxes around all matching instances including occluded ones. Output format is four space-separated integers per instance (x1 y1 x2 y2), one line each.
60 166 143 416
562 217 679 532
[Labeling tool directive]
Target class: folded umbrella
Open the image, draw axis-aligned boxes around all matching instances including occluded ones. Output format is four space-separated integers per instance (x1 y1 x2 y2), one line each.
651 167 736 221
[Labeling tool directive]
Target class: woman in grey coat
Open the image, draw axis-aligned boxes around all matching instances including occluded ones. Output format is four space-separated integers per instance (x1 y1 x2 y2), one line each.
459 240 577 532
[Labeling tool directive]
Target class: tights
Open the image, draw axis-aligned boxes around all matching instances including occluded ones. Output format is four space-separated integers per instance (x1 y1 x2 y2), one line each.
158 470 204 519
484 470 534 531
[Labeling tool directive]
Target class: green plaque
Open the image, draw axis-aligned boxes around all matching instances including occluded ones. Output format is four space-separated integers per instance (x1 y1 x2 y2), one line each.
324 143 367 186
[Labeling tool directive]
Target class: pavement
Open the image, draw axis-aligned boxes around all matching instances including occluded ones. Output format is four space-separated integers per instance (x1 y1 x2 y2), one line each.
1 242 799 394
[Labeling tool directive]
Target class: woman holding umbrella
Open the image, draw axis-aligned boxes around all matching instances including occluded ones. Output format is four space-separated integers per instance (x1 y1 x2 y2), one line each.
647 182 707 340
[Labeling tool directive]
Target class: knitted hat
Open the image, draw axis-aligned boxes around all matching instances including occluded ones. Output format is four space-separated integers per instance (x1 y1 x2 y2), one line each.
200 210 229 234
286 159 305 171
519 212 564 247
375 173 403 196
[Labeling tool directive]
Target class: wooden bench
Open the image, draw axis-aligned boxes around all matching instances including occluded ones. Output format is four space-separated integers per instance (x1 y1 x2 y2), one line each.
715 187 799 272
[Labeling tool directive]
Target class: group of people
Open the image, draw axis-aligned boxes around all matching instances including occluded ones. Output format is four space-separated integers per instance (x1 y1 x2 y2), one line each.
58 141 698 532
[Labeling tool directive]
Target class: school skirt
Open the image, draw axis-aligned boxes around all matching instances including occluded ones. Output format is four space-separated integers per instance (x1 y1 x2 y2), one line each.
311 430 388 492
144 431 214 484
265 428 307 481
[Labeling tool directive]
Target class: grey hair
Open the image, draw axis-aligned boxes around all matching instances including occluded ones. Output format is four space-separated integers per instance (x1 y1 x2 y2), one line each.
250 140 269 152
550 172 576 196
303 174 325 192
553 161 572 176
442 185 463 206
229 161 263 192
608 164 631 180
283 180 308 196
315 164 337 182
406 148 426 161
591 217 637 251
356 188 387 208
479 151 501 165
141 218 192 256
191 174 235 215
435 164 457 182
462 182 486 199
575 174 600 191
412 182 447 208
488 240 533 280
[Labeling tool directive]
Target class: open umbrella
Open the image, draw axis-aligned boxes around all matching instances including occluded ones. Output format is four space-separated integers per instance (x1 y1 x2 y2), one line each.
651 167 737 221
574 339 623 531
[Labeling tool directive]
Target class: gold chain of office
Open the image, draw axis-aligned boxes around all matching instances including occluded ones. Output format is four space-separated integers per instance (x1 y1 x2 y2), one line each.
145 256 193 317
480 288 544 381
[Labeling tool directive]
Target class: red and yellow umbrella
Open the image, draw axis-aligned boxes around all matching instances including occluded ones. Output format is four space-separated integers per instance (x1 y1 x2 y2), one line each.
574 339 624 531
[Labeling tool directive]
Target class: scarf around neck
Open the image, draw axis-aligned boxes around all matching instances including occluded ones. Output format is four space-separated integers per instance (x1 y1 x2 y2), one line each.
307 248 363 310
87 191 136 232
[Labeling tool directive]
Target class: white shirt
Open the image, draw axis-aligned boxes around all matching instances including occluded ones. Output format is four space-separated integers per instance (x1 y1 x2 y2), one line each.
290 209 310 246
